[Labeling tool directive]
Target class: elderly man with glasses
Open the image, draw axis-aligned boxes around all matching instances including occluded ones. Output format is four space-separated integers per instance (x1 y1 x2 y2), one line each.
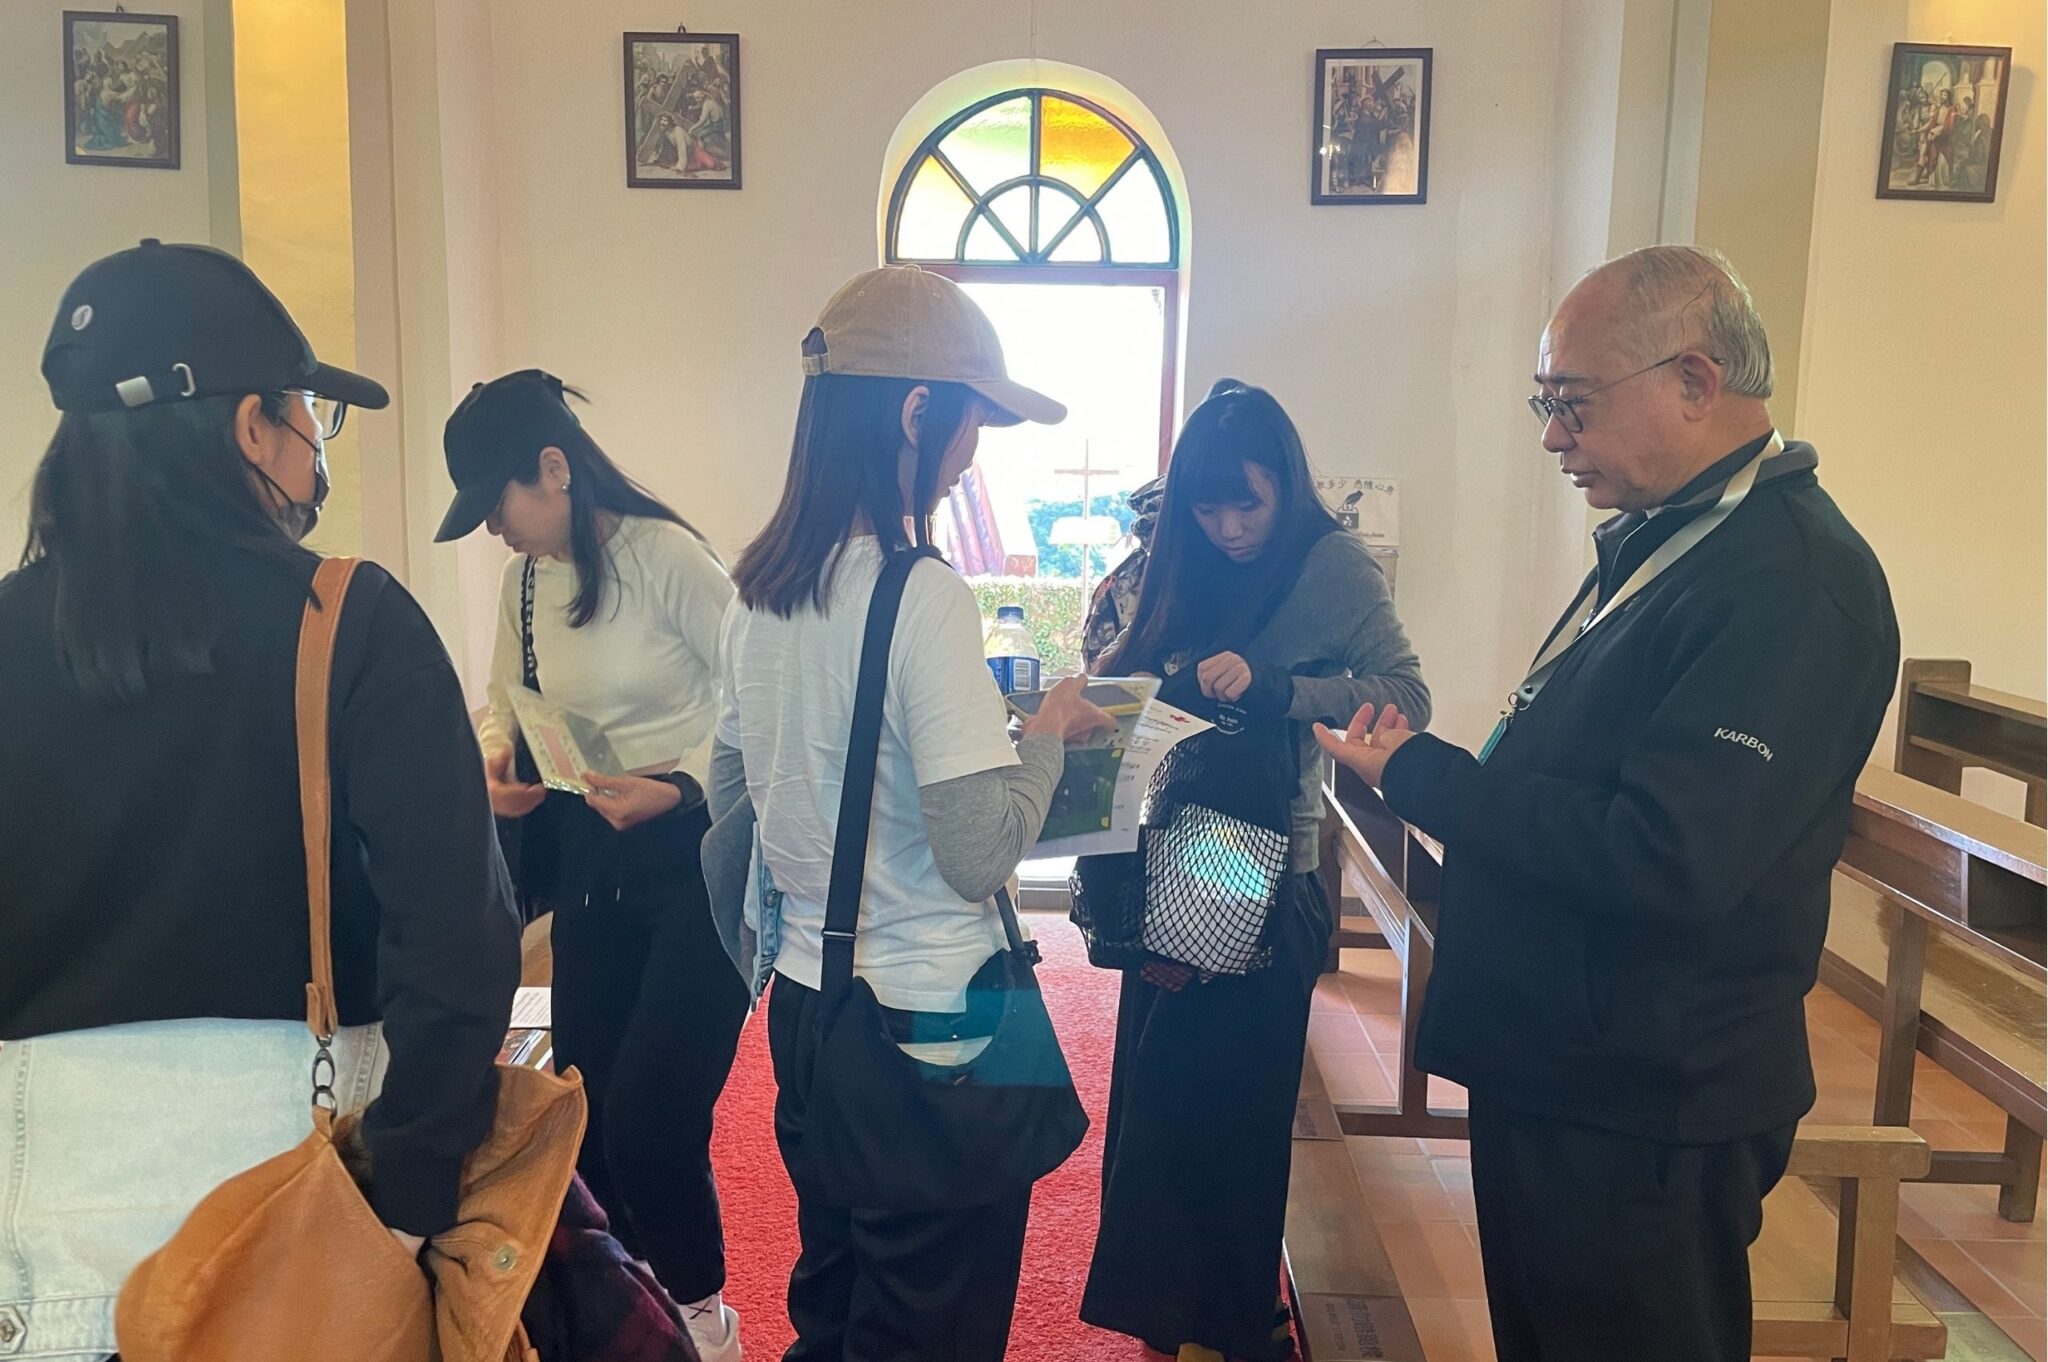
1318 246 1900 1362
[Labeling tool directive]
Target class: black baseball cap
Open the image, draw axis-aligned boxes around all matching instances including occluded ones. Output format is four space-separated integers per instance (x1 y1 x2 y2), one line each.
41 239 389 415
435 369 585 542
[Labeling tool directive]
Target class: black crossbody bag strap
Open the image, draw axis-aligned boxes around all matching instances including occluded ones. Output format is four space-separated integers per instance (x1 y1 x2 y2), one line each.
799 543 1088 1212
520 556 540 690
820 547 941 999
511 555 545 790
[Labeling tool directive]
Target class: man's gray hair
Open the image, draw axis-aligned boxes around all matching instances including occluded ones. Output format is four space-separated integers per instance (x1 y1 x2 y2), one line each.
1598 245 1774 400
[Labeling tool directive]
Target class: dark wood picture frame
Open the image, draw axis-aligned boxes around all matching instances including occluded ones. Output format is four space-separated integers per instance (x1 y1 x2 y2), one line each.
64 10 180 170
623 31 740 190
1312 47 1432 206
1876 42 2011 203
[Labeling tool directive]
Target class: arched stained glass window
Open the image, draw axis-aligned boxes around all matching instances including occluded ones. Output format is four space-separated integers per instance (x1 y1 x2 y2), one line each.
887 90 1179 268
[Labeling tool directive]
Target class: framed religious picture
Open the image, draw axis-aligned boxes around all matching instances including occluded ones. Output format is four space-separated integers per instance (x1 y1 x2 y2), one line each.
623 30 740 189
1313 47 1432 205
64 10 180 169
1876 43 2011 202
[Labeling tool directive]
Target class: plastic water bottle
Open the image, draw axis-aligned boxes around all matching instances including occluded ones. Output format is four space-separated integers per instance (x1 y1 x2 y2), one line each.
984 605 1041 695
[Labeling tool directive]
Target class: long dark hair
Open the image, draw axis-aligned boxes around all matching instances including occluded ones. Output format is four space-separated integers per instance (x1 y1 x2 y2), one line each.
1102 380 1341 674
732 368 973 618
513 386 709 629
20 394 314 704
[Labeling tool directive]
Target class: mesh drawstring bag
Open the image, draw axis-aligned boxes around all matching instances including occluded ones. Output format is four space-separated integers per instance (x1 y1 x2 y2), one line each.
1072 691 1298 976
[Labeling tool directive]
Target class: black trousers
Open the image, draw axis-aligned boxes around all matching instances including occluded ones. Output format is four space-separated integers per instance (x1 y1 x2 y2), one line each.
549 802 750 1304
1467 1095 1798 1362
1079 875 1331 1361
767 972 1032 1362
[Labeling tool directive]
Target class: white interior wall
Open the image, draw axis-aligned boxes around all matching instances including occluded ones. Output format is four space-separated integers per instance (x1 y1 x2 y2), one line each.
3 0 1834 753
5 0 2039 783
345 0 512 689
382 0 1638 745
1798 0 2046 812
0 0 237 569
1693 0 1832 437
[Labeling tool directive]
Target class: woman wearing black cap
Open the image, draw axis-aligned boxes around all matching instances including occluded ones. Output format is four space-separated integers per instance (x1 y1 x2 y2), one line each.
435 372 748 1362
0 241 517 1358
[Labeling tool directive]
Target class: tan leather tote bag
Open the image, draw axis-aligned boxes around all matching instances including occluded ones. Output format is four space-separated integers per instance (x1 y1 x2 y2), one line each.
115 557 587 1362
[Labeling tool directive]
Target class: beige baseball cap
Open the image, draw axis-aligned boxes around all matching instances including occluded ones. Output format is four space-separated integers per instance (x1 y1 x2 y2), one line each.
802 265 1066 427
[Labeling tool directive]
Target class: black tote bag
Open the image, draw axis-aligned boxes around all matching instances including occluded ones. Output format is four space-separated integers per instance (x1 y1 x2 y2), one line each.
795 546 1088 1212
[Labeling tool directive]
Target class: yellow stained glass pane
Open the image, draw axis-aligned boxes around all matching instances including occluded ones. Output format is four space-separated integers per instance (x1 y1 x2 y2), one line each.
894 157 974 261
989 184 1033 253
938 97 1030 196
1097 162 1172 264
964 214 1019 262
1049 216 1104 263
1040 97 1133 200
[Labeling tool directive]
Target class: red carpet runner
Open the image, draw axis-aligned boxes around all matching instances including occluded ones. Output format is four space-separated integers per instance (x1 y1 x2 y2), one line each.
709 915 1149 1360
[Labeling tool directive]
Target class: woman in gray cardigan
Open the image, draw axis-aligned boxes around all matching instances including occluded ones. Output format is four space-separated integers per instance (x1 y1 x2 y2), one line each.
1081 380 1431 1362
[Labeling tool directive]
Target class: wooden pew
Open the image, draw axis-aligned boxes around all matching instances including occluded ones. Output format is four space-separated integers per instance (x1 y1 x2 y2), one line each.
1319 767 1467 1145
1304 770 1955 1360
1894 659 2046 828
1285 1046 1429 1360
1823 767 2048 1222
1842 764 2047 967
1752 1128 1946 1362
1295 1030 1947 1357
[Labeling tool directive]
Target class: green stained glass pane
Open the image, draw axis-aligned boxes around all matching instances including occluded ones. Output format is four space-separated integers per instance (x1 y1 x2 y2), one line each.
964 213 1018 261
1097 162 1172 264
894 157 974 261
989 184 1033 253
938 97 1030 196
1040 97 1133 200
1049 215 1104 263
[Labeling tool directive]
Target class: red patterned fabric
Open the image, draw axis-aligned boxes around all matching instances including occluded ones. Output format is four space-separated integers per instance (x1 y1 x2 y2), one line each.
520 1176 701 1362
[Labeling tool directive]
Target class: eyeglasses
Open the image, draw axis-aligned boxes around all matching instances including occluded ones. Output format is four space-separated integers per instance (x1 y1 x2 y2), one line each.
282 390 349 441
1527 352 1717 434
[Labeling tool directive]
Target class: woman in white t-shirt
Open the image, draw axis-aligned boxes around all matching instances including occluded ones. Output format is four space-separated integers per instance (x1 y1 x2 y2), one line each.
709 268 1112 1361
433 370 748 1362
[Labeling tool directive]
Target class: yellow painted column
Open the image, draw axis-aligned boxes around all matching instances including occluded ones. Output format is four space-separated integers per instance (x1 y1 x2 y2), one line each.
233 0 361 555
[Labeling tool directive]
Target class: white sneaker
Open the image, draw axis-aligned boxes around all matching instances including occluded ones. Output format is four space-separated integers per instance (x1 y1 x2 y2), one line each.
683 1295 742 1362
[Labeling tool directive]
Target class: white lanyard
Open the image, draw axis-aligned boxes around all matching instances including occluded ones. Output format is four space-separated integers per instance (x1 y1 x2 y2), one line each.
1477 433 1781 764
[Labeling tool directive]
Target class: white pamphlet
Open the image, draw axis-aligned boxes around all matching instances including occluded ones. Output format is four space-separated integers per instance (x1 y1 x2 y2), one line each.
506 686 627 796
510 986 551 1029
1024 686 1213 859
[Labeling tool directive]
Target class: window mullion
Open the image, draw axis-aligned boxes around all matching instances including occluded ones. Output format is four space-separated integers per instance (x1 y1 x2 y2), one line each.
929 148 978 201
1028 93 1043 260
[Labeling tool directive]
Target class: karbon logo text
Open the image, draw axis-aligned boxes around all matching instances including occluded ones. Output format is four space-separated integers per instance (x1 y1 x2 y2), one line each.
1714 728 1773 762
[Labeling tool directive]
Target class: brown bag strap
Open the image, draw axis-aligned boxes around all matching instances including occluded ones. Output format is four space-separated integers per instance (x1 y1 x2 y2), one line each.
296 558 362 1091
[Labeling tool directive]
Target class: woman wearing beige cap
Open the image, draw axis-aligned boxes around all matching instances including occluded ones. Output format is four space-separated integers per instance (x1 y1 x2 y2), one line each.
707 266 1112 1359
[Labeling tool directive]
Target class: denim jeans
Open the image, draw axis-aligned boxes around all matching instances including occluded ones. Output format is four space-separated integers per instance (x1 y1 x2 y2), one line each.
0 1018 385 1361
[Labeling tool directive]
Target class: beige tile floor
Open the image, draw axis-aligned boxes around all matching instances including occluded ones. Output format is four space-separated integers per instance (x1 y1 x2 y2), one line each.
1310 947 2048 1361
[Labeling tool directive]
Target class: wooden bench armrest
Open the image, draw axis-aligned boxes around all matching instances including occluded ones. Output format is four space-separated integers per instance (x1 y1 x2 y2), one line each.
1786 1125 1931 1181
1772 1126 1941 1361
